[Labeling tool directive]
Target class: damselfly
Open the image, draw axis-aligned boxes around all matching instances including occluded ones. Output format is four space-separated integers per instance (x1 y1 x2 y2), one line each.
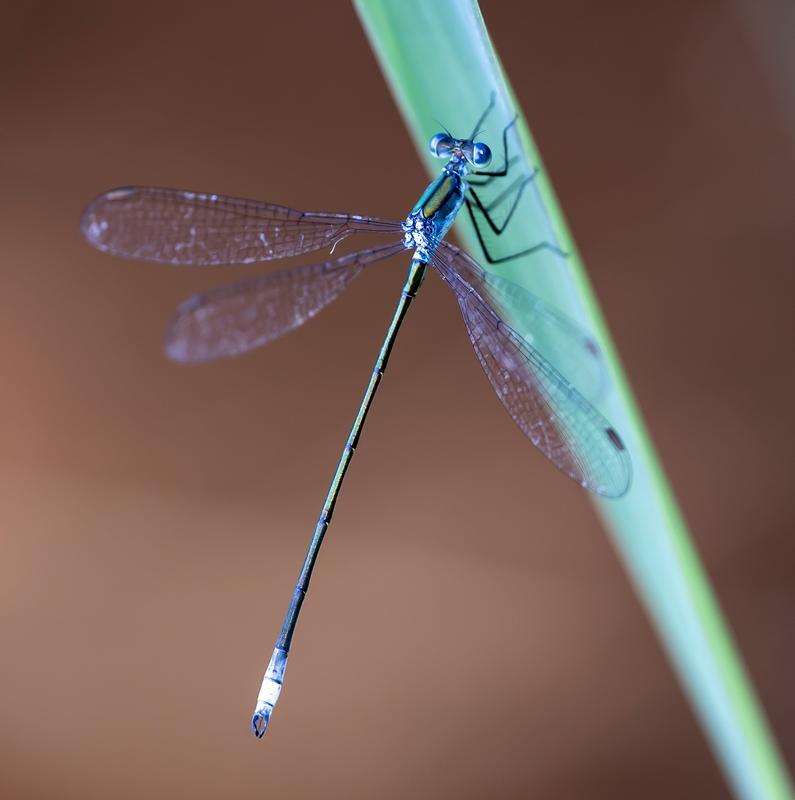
81 96 631 738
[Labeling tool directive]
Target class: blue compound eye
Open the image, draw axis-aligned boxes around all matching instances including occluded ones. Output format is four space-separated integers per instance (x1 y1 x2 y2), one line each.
471 142 492 168
429 133 455 159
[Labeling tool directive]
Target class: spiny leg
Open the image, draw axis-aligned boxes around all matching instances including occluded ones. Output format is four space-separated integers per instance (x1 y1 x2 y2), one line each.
465 118 568 265
465 180 567 265
467 156 520 188
467 113 543 217
468 175 543 239
466 113 534 239
477 171 539 219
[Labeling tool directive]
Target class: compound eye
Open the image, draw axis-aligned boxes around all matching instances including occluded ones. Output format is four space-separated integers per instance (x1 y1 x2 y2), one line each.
471 142 492 168
429 133 455 159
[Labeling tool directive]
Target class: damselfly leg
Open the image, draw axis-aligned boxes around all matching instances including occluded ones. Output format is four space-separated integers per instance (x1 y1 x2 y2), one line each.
463 113 567 264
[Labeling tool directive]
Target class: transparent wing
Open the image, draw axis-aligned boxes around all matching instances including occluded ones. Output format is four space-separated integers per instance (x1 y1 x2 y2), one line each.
81 186 402 266
479 274 607 405
435 241 606 404
166 240 407 363
431 245 630 498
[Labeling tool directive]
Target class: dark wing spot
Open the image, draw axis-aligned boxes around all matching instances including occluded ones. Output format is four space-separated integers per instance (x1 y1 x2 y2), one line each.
605 427 625 451
584 338 600 356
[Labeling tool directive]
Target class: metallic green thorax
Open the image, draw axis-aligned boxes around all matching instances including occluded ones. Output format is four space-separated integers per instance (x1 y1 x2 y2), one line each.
276 258 427 652
413 173 455 217
404 169 466 262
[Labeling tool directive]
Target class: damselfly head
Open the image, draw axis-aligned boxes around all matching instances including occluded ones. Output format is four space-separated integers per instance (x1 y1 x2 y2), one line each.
429 134 492 169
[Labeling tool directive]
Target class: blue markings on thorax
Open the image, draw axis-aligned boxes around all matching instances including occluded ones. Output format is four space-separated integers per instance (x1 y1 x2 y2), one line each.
402 169 466 263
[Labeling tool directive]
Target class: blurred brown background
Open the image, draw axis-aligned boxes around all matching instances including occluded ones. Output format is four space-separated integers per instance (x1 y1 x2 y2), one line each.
1 1 793 798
